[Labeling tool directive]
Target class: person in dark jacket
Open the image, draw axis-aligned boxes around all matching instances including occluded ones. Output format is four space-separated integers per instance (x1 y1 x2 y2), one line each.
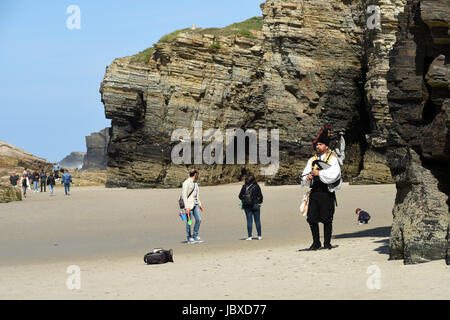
27 171 33 190
238 173 263 241
39 170 47 192
61 170 72 196
21 174 29 198
47 173 56 196
33 171 40 193
356 208 371 224
9 172 19 187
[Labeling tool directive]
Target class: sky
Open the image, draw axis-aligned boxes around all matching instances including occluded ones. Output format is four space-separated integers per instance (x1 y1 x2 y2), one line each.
0 0 264 162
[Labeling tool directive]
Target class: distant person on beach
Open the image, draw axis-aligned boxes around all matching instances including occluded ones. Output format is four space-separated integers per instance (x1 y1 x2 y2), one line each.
9 172 19 187
181 169 205 244
39 170 47 192
301 129 342 251
53 163 60 179
21 174 29 198
356 208 371 224
238 173 263 241
61 169 72 196
47 172 56 196
33 171 40 193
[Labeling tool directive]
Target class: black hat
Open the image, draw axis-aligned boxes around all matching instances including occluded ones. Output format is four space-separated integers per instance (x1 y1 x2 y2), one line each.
315 130 330 147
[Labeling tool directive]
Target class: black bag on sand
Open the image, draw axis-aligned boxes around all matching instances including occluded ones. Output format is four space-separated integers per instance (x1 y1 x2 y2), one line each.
144 249 174 265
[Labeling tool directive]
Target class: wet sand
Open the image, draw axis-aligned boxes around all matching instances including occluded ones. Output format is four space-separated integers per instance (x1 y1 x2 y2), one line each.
0 183 448 299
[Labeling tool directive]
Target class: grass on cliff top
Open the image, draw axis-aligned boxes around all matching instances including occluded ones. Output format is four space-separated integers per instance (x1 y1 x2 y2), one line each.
130 17 263 64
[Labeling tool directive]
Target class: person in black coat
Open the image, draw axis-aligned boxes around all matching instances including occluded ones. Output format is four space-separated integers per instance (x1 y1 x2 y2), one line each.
39 170 47 192
238 173 263 241
9 172 19 187
47 173 56 196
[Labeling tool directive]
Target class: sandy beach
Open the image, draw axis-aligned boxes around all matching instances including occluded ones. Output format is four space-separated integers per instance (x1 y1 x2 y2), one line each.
0 183 448 300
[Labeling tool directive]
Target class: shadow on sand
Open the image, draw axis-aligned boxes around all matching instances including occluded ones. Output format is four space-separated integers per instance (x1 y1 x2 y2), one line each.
334 226 391 239
334 226 391 255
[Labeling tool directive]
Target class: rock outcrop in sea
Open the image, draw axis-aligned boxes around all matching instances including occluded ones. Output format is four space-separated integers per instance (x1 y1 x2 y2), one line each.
82 128 110 171
100 0 449 264
59 152 86 169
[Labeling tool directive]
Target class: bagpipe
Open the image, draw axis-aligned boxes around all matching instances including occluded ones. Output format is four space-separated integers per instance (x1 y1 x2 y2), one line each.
299 153 333 180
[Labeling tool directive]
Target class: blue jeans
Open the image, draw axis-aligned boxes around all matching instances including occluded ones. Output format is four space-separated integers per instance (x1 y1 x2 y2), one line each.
186 205 201 239
64 183 70 195
33 181 39 191
244 204 262 238
49 185 54 195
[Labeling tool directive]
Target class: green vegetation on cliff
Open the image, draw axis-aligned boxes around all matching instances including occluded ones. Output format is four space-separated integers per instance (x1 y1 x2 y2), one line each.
131 17 263 64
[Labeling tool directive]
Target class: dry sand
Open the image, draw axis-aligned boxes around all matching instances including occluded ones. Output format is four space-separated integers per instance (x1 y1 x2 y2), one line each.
0 183 448 300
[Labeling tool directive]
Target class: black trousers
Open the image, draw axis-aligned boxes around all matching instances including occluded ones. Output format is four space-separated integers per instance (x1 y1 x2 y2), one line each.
306 191 335 224
307 191 335 245
40 181 46 192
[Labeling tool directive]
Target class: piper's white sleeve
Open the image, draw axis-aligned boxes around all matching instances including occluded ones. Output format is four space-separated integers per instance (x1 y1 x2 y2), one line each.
301 158 313 187
318 156 341 184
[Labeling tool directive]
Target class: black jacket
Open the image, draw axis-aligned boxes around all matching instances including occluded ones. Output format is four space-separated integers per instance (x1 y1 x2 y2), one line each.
40 172 47 182
47 176 56 186
358 210 371 221
9 175 19 186
239 183 263 208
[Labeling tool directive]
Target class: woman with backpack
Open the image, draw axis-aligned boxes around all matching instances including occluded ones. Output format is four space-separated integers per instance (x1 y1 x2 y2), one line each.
238 173 263 241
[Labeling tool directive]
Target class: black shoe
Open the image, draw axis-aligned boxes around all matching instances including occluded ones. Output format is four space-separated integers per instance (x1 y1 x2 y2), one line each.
308 242 322 251
323 243 332 250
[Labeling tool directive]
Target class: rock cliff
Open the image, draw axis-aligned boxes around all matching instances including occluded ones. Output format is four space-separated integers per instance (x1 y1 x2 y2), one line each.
100 3 374 188
372 0 449 264
82 128 110 171
0 140 53 203
0 140 52 173
59 152 86 169
100 0 449 264
0 185 22 203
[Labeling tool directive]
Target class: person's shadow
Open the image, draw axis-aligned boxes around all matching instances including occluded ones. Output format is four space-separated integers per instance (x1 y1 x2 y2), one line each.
333 226 391 239
297 227 391 253
333 226 391 255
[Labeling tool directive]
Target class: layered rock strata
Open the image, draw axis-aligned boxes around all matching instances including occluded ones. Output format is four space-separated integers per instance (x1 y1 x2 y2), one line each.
100 0 449 264
101 1 370 188
377 0 449 264
0 140 52 172
0 140 53 203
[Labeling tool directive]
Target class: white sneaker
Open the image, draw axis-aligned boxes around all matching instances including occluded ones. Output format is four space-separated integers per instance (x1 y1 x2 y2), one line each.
187 237 195 244
258 236 262 240
194 237 203 243
246 237 252 241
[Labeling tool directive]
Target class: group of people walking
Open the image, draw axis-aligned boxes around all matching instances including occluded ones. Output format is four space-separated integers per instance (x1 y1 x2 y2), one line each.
180 126 346 251
9 164 73 198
